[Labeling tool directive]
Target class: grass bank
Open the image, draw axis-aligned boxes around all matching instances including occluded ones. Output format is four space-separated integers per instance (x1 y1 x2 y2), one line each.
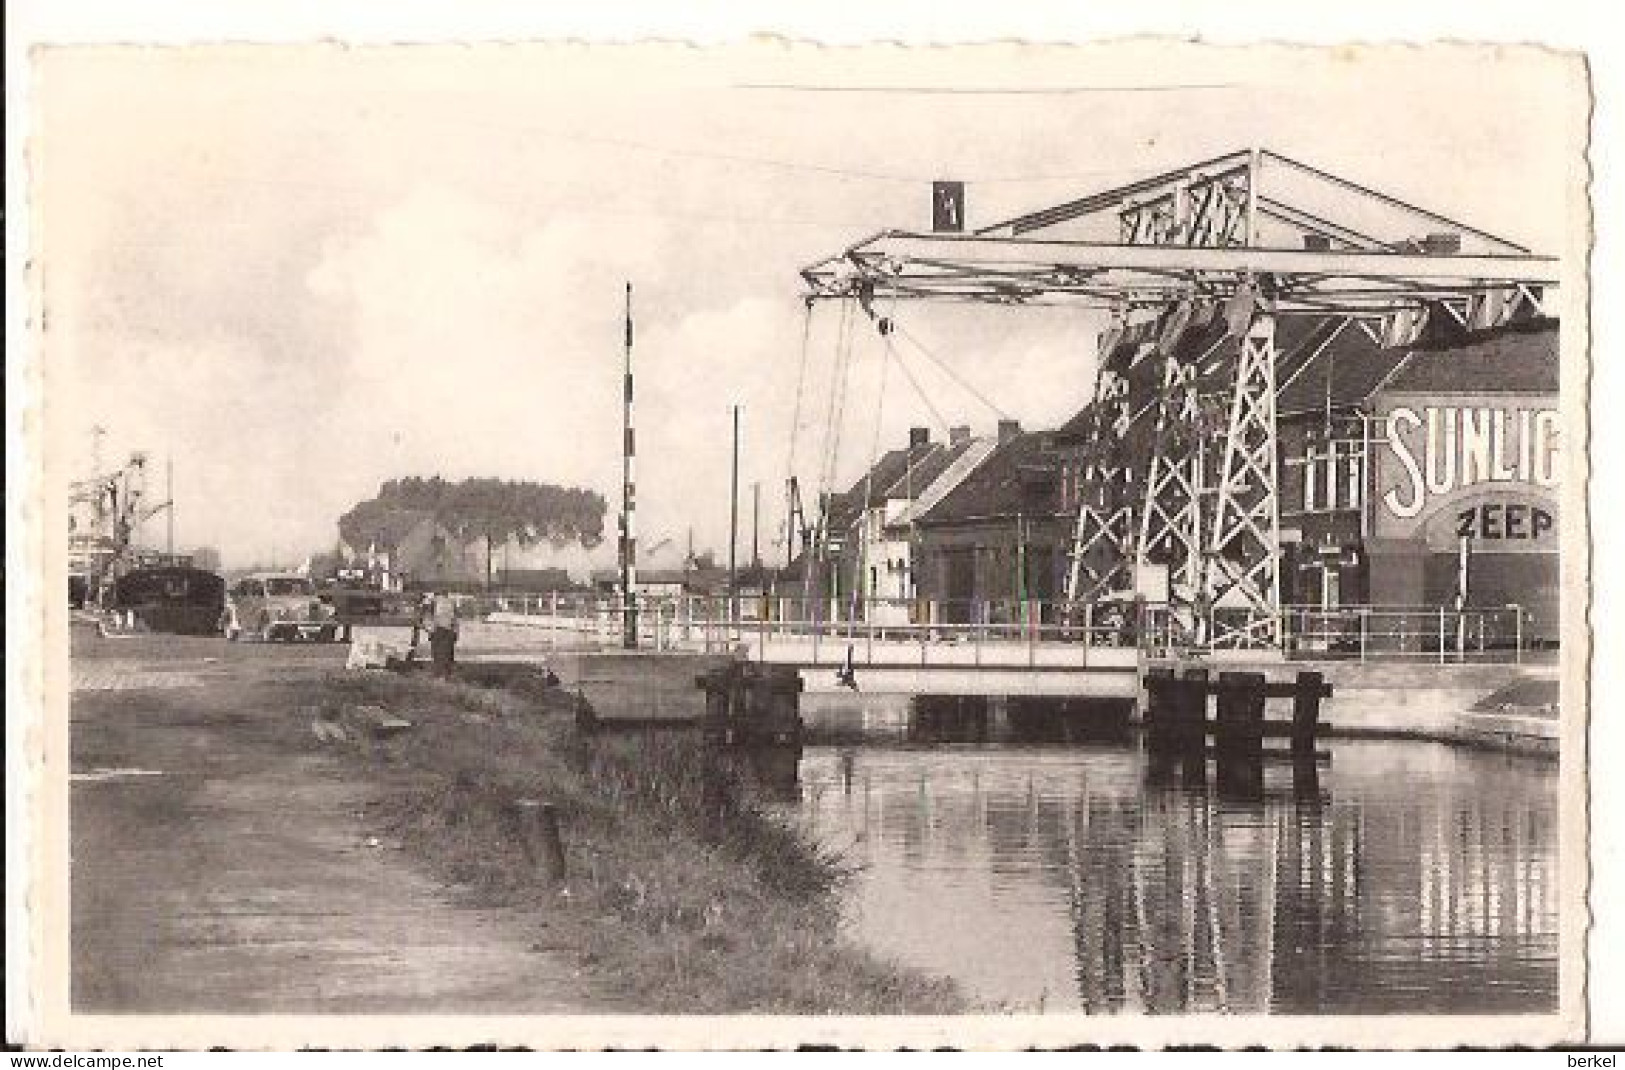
313 663 970 1014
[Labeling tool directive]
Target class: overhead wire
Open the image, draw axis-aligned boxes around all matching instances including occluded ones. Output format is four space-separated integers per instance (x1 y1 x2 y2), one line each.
413 114 1199 187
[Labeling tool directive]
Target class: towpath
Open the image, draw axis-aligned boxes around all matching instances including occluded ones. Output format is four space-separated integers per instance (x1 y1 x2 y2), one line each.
70 627 616 1013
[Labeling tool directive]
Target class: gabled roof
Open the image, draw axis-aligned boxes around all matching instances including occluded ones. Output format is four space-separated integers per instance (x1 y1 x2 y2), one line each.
827 440 942 529
1381 320 1558 396
877 438 969 501
1280 319 1558 415
890 437 996 527
915 432 1063 527
1276 319 1409 417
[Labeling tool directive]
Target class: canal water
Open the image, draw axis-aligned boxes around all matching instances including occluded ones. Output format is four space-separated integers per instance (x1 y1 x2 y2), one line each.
791 700 1559 1014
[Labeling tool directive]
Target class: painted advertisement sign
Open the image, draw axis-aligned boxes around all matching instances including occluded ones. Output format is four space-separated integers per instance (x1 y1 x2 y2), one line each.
1373 393 1560 554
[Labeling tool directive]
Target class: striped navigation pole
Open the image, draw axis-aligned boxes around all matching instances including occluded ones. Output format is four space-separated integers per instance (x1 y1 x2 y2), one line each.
620 282 639 649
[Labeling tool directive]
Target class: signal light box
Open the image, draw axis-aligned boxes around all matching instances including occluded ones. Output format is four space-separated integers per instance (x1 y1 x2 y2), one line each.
932 181 965 233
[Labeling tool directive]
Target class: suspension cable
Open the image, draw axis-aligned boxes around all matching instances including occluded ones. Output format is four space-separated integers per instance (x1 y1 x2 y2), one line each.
893 320 1011 420
848 335 893 635
784 299 815 485
883 332 954 438
809 300 858 615
812 299 853 526
780 300 816 562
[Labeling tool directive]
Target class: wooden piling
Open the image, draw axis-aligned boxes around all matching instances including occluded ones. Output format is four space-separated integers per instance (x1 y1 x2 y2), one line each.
1173 668 1210 753
1291 670 1328 755
1215 672 1267 754
1215 751 1265 801
696 661 804 749
1145 667 1208 754
1291 754 1321 801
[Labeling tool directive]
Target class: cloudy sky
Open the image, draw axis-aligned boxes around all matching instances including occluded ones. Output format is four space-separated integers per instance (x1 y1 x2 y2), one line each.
38 43 1581 569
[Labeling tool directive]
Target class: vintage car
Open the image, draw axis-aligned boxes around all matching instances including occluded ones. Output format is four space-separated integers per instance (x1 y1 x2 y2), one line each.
221 573 339 642
110 566 227 635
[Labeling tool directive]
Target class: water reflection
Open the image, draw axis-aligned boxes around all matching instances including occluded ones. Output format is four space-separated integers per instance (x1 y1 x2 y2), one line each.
797 738 1557 1014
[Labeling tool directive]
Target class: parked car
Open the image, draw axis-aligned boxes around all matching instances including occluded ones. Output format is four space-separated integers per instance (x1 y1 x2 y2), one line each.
110 566 227 635
221 573 338 641
319 583 386 619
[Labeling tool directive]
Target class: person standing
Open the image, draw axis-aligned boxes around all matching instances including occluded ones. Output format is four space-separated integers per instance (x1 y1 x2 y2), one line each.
428 590 459 677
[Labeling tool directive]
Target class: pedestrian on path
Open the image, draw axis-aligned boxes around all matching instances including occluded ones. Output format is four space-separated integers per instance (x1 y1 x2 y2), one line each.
427 590 460 677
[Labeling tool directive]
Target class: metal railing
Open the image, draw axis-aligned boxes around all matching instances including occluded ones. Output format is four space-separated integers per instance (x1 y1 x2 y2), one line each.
1281 603 1532 664
474 592 1540 664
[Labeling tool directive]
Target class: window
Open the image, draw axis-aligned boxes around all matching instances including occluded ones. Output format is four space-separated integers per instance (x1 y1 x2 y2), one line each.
1295 437 1365 513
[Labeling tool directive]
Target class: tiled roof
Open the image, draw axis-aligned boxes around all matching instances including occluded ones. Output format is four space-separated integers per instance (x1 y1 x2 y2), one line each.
1280 319 1558 414
1276 319 1409 416
879 438 970 500
827 441 943 528
891 438 997 527
915 432 1062 526
1381 320 1558 396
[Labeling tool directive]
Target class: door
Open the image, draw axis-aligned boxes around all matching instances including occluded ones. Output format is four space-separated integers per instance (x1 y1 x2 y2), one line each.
943 548 975 625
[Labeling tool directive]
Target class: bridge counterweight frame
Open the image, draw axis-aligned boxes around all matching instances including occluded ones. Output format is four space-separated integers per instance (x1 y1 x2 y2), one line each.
800 148 1559 649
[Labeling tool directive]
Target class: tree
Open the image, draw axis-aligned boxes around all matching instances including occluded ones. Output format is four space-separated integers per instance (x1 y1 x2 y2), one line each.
336 476 607 588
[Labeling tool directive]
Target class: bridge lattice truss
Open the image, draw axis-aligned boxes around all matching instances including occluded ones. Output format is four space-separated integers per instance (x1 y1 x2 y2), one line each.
802 148 1560 648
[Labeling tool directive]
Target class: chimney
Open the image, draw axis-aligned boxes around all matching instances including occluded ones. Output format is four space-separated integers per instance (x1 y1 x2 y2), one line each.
997 419 1022 444
1303 233 1332 251
908 426 930 448
1421 232 1462 255
949 425 971 445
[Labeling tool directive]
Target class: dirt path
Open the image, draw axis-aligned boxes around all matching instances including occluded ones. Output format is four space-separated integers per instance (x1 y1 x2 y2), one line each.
70 629 618 1013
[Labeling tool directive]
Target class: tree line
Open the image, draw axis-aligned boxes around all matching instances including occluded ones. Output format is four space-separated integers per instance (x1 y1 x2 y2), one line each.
337 476 607 556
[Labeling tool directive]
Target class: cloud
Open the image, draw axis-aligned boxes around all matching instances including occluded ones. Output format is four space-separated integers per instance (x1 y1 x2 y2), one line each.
56 178 1105 569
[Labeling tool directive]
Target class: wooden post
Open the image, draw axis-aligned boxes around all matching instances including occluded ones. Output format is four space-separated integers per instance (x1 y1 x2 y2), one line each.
573 688 599 734
1291 670 1326 755
512 799 567 885
701 765 729 844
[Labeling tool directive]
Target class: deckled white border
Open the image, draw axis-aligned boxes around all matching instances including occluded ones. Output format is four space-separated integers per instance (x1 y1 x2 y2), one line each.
7 8 1622 1050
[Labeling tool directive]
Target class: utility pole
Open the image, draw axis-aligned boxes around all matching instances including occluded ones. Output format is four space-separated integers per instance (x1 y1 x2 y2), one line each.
752 481 761 571
166 457 175 557
621 282 639 649
728 404 740 624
